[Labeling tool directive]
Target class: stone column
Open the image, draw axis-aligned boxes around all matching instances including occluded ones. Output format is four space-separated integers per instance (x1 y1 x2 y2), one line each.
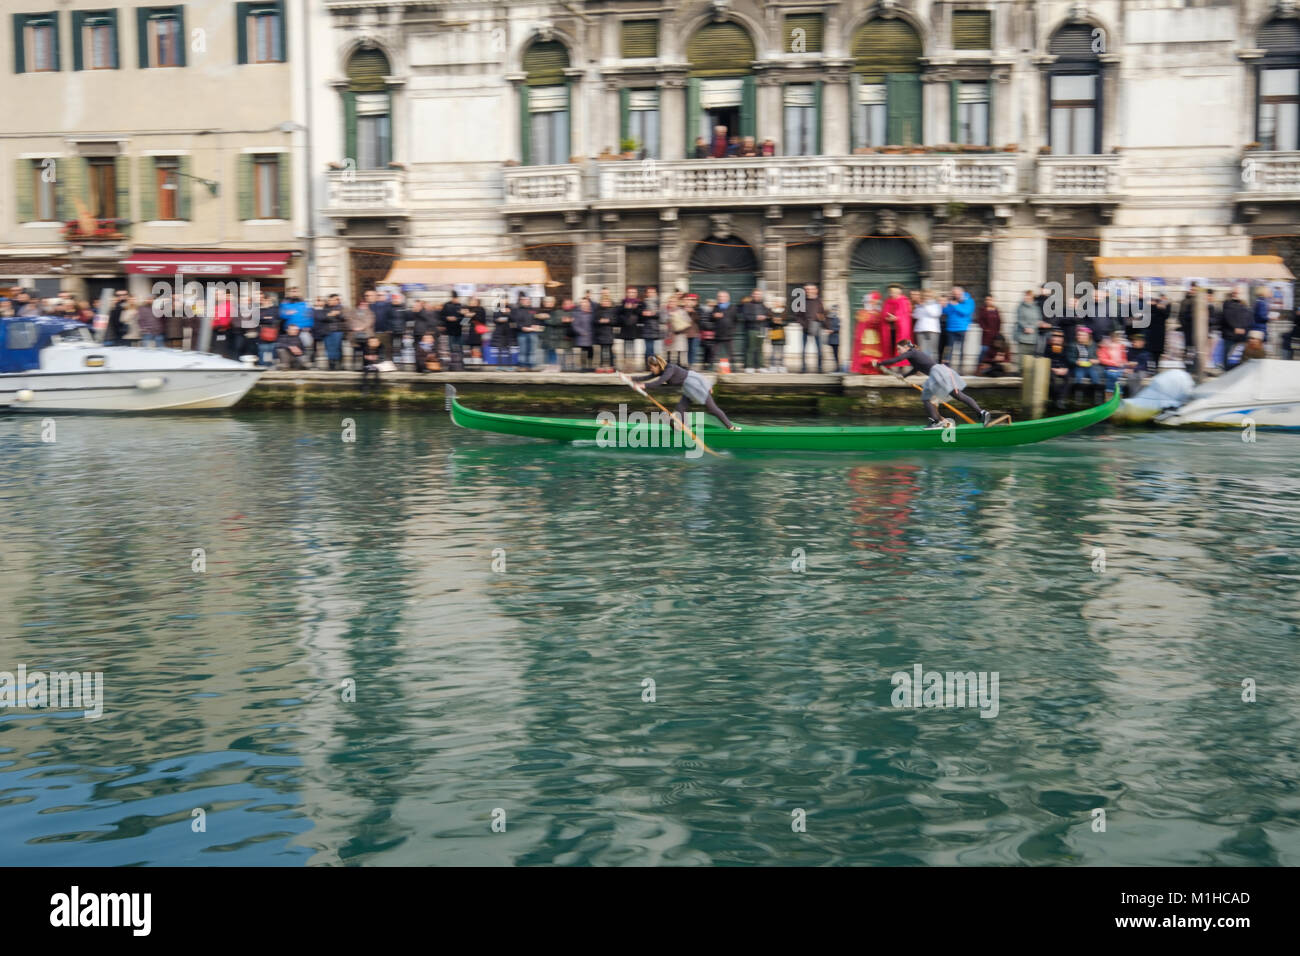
660 76 687 160
757 73 782 149
823 68 851 156
659 208 684 294
922 70 951 146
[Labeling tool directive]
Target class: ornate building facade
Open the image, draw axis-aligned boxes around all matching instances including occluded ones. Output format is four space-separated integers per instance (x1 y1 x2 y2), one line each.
307 0 1300 313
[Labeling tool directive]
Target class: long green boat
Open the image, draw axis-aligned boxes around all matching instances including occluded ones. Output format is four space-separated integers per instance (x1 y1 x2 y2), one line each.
445 384 1120 452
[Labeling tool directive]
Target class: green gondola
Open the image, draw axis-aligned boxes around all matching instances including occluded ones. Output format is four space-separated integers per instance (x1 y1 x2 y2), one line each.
444 385 1120 452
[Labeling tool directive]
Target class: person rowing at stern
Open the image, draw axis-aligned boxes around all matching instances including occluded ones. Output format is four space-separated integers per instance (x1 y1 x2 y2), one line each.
627 354 742 431
873 338 993 429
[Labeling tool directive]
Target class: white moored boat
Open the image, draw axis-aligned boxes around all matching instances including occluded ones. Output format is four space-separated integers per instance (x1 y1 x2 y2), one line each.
1 316 263 412
1155 359 1300 430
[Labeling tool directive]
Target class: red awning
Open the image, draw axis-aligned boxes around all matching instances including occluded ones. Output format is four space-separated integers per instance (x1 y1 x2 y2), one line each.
122 252 291 276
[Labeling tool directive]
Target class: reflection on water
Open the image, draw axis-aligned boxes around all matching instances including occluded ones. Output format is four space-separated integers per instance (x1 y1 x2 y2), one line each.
1 411 1298 865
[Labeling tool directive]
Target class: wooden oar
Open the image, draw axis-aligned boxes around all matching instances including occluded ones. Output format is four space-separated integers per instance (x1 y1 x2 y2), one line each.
617 372 722 457
881 366 976 424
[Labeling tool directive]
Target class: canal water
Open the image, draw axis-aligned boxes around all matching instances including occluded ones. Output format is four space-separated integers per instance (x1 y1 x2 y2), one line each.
1 410 1297 866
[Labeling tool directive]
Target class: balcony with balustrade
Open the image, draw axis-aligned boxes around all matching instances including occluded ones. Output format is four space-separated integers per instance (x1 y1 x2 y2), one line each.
323 168 408 218
1235 150 1300 200
502 154 1020 212
1031 154 1122 204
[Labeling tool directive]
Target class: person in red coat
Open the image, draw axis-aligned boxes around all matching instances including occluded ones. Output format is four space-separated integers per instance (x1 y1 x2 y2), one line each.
976 295 1002 352
882 284 913 347
851 291 888 373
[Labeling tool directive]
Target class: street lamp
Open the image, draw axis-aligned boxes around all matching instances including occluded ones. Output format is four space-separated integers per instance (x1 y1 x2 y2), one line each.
162 170 220 197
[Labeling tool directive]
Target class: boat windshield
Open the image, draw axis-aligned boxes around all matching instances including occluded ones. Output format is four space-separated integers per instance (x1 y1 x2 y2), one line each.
53 326 95 345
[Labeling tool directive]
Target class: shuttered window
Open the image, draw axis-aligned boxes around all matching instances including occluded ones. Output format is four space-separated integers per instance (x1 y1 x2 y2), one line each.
1260 18 1300 53
620 20 658 59
851 18 922 74
14 14 60 73
137 7 186 68
346 48 390 91
687 22 756 76
523 40 570 86
16 159 59 222
1049 24 1099 60
236 1 286 64
73 11 119 71
952 11 991 51
784 14 824 54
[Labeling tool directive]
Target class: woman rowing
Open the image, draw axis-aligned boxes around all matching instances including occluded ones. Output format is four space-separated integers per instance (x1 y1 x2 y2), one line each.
627 354 741 431
873 338 992 428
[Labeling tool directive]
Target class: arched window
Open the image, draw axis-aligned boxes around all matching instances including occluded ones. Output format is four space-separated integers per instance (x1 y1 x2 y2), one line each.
521 40 571 166
1046 24 1102 155
1257 19 1300 151
686 22 758 156
850 19 923 148
343 48 391 170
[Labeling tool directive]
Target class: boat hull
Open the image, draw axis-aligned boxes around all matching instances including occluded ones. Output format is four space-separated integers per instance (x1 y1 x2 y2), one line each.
445 385 1120 451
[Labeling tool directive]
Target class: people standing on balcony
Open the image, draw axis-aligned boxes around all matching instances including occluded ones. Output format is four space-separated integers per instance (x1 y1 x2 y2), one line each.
711 125 728 158
739 137 758 157
617 286 642 370
798 284 827 373
941 285 975 372
510 295 540 370
641 286 662 361
694 137 709 159
883 285 913 351
595 292 616 372
727 136 741 156
349 293 375 370
741 288 771 372
761 139 776 156
976 294 1001 361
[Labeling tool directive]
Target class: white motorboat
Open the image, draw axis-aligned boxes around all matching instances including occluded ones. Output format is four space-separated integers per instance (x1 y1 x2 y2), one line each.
1155 359 1300 430
1 316 263 412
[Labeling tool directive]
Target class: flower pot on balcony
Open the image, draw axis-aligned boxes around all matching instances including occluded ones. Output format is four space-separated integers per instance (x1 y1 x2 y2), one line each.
1244 142 1261 151
504 159 521 167
597 149 618 161
853 146 876 154
881 145 905 155
1002 144 1019 152
1038 146 1051 154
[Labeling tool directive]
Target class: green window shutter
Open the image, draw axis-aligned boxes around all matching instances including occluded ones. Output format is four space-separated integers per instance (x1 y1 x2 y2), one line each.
852 18 922 73
564 82 573 161
986 82 994 146
886 73 922 145
814 80 823 154
687 22 756 76
176 7 186 67
138 157 156 221
177 156 192 220
950 78 959 142
518 85 530 166
952 11 992 51
619 87 630 142
620 20 658 59
785 14 824 54
15 160 35 223
137 10 149 68
108 10 119 68
237 154 253 220
115 155 130 221
13 15 25 73
276 1 286 62
741 75 756 139
52 15 61 71
236 2 248 64
686 76 700 154
72 11 84 71
346 48 389 90
277 154 290 219
523 40 569 86
59 157 87 221
342 91 357 163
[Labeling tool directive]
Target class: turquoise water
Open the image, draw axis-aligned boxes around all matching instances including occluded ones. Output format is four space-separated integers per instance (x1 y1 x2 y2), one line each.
1 410 1298 865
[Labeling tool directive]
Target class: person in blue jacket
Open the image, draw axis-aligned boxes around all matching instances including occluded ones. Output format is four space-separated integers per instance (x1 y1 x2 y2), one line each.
940 285 975 372
279 287 313 366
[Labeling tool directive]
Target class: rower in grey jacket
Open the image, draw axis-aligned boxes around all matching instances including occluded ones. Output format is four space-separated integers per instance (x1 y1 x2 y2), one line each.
631 354 741 430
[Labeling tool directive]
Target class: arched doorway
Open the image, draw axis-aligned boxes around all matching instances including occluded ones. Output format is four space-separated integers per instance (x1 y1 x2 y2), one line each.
848 237 923 312
688 236 759 305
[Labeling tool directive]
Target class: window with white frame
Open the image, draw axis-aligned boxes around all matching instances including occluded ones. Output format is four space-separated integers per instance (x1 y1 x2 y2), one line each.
1049 74 1097 155
528 86 570 166
856 82 887 148
956 82 989 146
626 90 659 159
783 85 817 156
1259 68 1300 151
356 93 392 170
